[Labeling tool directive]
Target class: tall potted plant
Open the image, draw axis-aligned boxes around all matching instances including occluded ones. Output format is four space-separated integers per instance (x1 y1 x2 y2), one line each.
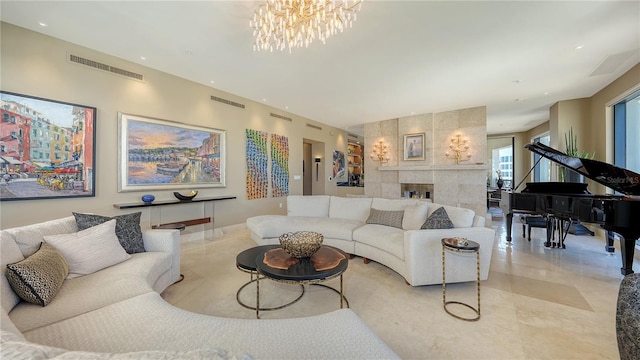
561 127 594 182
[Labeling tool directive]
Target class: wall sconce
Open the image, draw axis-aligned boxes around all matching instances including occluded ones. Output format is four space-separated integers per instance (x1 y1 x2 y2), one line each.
315 157 321 181
445 134 471 164
370 140 390 164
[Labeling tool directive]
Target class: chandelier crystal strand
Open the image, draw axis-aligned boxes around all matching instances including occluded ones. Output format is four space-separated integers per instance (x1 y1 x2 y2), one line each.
250 0 363 53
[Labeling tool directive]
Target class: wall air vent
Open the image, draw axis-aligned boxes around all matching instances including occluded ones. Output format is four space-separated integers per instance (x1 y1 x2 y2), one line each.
306 123 322 130
270 113 292 122
210 96 245 109
68 54 144 81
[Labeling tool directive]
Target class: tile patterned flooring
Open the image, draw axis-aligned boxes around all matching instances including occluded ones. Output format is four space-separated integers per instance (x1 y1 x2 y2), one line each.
161 210 638 359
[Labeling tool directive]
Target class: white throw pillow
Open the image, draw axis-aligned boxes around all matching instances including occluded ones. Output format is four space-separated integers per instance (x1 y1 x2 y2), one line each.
402 203 430 230
44 220 131 279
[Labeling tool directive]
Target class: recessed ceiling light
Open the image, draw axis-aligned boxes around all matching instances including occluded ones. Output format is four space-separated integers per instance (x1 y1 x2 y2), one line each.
210 80 215 84
38 22 47 27
543 92 549 95
575 45 584 50
262 98 267 102
140 56 147 61
285 106 289 109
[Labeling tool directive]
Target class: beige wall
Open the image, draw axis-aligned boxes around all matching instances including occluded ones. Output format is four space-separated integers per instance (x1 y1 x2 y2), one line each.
0 22 361 231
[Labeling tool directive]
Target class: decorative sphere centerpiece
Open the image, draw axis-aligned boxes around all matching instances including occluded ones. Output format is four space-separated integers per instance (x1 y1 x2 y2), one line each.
279 231 324 258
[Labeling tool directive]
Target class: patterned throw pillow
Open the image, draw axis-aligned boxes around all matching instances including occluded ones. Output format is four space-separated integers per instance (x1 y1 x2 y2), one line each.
366 208 404 229
421 207 454 229
73 212 145 254
6 243 69 306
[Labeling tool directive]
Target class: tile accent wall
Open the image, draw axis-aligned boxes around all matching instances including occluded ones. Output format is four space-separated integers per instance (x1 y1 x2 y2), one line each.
364 106 489 218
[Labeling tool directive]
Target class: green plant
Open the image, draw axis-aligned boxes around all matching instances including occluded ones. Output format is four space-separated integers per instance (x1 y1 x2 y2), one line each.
564 127 594 159
561 127 594 182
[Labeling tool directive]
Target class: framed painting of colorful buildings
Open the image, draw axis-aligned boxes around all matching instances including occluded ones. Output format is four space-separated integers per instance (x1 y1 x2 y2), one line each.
118 113 226 192
0 91 96 201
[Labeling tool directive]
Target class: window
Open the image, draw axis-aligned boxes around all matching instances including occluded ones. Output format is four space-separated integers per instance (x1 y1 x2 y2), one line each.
492 146 513 188
614 90 640 173
533 134 551 182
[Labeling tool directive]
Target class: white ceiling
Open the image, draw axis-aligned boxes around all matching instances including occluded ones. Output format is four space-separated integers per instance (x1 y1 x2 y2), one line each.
1 1 639 136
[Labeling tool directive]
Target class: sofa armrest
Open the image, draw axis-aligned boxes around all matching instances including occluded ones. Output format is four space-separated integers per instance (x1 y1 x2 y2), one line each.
403 227 495 286
143 229 181 284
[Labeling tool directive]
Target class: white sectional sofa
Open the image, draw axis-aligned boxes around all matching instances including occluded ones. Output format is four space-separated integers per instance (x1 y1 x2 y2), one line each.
246 195 496 286
1 216 398 359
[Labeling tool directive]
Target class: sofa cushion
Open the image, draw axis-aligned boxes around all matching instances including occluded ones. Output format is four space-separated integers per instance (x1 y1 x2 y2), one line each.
4 216 78 258
1 231 24 312
73 212 145 254
371 198 424 211
6 243 68 307
0 330 240 360
247 215 361 241
421 207 454 229
329 196 372 222
287 195 331 217
366 208 404 229
44 220 131 279
9 252 170 332
428 204 475 228
353 224 405 260
402 203 430 230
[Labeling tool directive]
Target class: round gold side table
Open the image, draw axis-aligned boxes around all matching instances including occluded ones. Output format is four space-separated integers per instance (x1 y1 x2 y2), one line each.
441 237 480 321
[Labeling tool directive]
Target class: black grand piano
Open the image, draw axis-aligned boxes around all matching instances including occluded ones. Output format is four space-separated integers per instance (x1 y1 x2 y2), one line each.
505 142 640 275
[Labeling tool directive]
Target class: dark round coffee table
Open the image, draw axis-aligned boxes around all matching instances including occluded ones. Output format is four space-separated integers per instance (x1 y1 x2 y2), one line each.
235 245 304 312
254 245 349 319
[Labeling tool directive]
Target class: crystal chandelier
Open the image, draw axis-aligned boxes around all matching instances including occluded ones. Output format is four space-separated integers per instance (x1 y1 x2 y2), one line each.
250 0 363 52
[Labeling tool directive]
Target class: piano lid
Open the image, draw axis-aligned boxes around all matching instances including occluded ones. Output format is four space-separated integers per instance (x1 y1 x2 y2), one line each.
525 142 640 196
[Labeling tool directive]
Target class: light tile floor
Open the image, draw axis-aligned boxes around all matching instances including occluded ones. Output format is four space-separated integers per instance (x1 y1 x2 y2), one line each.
161 210 638 359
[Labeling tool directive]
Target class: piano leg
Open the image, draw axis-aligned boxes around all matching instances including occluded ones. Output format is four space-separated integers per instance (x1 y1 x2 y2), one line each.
605 231 616 254
545 217 553 248
506 212 514 243
617 233 638 275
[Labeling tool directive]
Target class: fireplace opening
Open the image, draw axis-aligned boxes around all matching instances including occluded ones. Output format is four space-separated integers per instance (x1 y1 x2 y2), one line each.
401 183 434 199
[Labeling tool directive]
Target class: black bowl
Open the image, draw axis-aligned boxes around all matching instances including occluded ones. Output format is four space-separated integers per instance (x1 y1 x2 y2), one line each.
173 191 197 201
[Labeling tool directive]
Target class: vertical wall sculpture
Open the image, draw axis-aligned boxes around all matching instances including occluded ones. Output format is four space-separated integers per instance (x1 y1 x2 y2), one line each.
245 129 268 199
270 134 289 197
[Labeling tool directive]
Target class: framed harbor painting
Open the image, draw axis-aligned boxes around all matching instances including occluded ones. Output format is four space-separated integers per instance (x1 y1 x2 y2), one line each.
118 113 226 192
0 91 96 201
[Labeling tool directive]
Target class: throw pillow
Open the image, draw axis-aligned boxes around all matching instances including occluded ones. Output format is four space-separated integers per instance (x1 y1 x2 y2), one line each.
44 220 131 279
6 243 69 306
73 212 145 254
421 207 454 229
402 203 430 230
366 208 404 229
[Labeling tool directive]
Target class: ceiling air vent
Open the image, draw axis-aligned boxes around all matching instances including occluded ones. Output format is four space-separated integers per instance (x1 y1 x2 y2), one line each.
348 133 359 139
270 113 292 122
306 123 322 130
68 54 143 81
210 96 245 109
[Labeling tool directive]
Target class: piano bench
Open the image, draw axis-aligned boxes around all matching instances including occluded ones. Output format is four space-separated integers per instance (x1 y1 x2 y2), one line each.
520 215 547 241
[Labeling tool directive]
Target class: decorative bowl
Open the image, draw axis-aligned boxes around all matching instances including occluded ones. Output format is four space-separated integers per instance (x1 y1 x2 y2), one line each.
173 190 198 201
279 231 324 258
141 194 155 204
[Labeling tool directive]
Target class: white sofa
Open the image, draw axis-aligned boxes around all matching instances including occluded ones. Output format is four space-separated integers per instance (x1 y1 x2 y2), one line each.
246 195 495 286
1 216 398 359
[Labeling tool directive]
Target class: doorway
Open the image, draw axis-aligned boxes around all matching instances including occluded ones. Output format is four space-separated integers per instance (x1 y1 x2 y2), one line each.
303 139 325 195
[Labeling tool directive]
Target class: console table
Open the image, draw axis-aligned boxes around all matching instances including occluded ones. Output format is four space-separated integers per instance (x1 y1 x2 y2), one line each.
114 196 236 239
